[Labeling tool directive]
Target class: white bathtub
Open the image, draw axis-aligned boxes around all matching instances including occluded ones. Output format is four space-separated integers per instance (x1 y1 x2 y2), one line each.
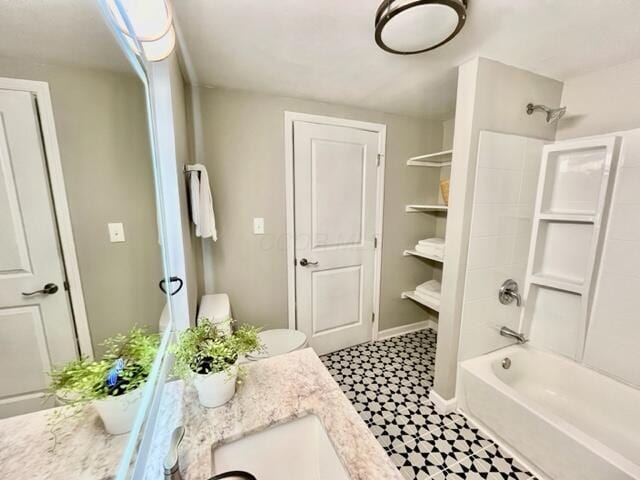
459 345 640 480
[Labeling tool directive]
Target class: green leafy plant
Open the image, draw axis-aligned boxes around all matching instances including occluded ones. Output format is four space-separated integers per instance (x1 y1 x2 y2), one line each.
171 319 261 379
48 327 160 406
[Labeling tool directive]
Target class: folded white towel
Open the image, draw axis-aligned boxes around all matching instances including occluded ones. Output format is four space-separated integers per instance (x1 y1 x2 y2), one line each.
416 291 440 303
418 237 445 247
415 244 444 257
416 279 441 298
187 164 217 241
415 290 441 308
416 238 445 257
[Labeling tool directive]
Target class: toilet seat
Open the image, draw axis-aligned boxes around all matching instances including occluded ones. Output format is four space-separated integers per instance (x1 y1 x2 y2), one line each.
246 329 308 360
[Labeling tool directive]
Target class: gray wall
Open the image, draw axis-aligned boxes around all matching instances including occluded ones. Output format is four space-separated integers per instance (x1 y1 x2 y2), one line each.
0 57 164 356
556 58 640 140
193 86 444 332
434 57 563 400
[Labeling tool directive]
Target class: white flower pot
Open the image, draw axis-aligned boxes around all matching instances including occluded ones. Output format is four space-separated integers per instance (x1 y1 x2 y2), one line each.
93 388 142 435
193 363 238 408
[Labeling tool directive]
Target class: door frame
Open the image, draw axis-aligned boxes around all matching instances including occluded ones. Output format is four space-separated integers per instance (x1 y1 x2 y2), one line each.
0 76 93 359
284 111 386 342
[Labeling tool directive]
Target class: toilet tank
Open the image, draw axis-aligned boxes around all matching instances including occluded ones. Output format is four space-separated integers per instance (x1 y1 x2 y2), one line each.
197 294 232 334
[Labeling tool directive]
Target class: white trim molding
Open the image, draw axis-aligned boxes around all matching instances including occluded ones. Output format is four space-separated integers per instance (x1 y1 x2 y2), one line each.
429 389 458 415
377 319 438 341
283 111 387 342
0 77 93 359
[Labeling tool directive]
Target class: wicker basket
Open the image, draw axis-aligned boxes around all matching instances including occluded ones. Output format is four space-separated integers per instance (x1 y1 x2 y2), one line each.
440 179 450 205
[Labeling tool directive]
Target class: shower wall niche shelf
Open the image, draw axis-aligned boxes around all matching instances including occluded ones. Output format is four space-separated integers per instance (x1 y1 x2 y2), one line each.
538 213 595 223
529 274 583 295
406 149 452 167
520 136 620 361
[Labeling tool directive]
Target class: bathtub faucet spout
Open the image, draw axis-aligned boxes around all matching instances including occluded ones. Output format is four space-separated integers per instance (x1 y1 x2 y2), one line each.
500 326 527 344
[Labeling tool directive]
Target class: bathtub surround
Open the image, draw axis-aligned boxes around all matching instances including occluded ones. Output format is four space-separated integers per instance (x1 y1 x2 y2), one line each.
580 128 640 387
555 62 640 388
521 136 620 361
453 59 640 480
434 57 563 401
192 86 445 332
458 132 545 361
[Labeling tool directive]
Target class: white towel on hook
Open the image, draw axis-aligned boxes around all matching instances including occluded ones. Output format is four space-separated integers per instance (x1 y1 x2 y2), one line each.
187 164 217 241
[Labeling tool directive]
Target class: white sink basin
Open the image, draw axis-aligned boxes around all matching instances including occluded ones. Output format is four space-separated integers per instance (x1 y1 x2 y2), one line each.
211 414 350 480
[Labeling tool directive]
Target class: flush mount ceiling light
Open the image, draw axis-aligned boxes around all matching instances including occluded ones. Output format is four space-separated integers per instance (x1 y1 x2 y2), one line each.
106 0 176 62
375 0 468 55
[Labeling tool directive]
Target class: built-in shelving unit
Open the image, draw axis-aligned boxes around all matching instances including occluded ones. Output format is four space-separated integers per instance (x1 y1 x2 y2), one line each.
521 136 620 360
405 204 448 213
402 142 452 315
406 149 453 167
403 249 444 263
401 290 440 312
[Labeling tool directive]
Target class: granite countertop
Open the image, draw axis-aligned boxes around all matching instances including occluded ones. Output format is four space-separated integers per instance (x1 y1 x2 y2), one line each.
0 348 401 480
178 347 403 480
0 402 127 480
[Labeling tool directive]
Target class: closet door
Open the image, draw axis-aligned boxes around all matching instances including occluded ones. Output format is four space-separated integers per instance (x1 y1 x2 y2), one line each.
0 89 77 417
292 120 380 355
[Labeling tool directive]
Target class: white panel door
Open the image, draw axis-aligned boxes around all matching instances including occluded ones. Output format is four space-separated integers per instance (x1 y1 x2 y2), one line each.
0 89 78 417
293 121 379 354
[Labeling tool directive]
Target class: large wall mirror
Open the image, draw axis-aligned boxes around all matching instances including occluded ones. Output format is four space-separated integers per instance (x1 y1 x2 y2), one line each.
0 2 175 478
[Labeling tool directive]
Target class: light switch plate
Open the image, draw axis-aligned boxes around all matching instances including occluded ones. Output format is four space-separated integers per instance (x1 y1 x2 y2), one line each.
253 217 264 235
108 223 126 243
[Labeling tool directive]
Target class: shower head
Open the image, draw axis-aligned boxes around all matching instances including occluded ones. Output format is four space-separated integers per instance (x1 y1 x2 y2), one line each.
526 103 566 124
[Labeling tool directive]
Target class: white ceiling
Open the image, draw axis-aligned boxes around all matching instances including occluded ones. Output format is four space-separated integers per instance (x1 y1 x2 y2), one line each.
174 0 640 119
1 1 638 119
0 0 130 73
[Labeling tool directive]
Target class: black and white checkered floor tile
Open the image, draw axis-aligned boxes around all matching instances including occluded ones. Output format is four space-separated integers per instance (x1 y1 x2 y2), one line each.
321 329 537 480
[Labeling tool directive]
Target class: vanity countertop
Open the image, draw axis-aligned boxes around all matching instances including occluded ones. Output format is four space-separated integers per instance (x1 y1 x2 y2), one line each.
0 348 402 480
179 347 403 480
0 401 127 479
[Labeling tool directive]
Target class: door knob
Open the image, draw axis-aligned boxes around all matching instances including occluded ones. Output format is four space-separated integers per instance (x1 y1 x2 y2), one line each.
299 258 319 267
22 283 59 296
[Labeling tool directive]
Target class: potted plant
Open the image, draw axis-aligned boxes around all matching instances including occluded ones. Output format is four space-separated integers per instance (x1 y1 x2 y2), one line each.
48 327 159 435
172 319 261 408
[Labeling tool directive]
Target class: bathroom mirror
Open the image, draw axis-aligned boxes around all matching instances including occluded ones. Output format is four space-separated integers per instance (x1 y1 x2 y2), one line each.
0 2 175 478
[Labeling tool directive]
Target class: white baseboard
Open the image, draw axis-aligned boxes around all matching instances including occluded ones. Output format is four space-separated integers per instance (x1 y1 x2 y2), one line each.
429 389 458 415
377 318 437 341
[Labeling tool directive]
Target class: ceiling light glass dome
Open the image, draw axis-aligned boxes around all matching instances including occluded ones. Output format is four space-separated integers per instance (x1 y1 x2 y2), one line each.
375 0 467 55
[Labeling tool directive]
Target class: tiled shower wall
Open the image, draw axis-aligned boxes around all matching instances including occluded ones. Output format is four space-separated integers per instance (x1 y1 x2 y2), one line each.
584 128 640 387
458 128 640 389
458 131 545 361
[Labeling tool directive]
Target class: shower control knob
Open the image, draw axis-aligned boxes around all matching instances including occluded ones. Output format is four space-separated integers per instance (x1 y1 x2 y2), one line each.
499 279 522 306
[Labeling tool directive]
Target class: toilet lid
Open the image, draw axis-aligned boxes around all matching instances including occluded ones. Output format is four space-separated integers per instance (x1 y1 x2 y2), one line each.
246 329 307 360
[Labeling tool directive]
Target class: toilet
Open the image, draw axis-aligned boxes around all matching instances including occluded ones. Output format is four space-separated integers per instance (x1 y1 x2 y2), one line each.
198 294 308 360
